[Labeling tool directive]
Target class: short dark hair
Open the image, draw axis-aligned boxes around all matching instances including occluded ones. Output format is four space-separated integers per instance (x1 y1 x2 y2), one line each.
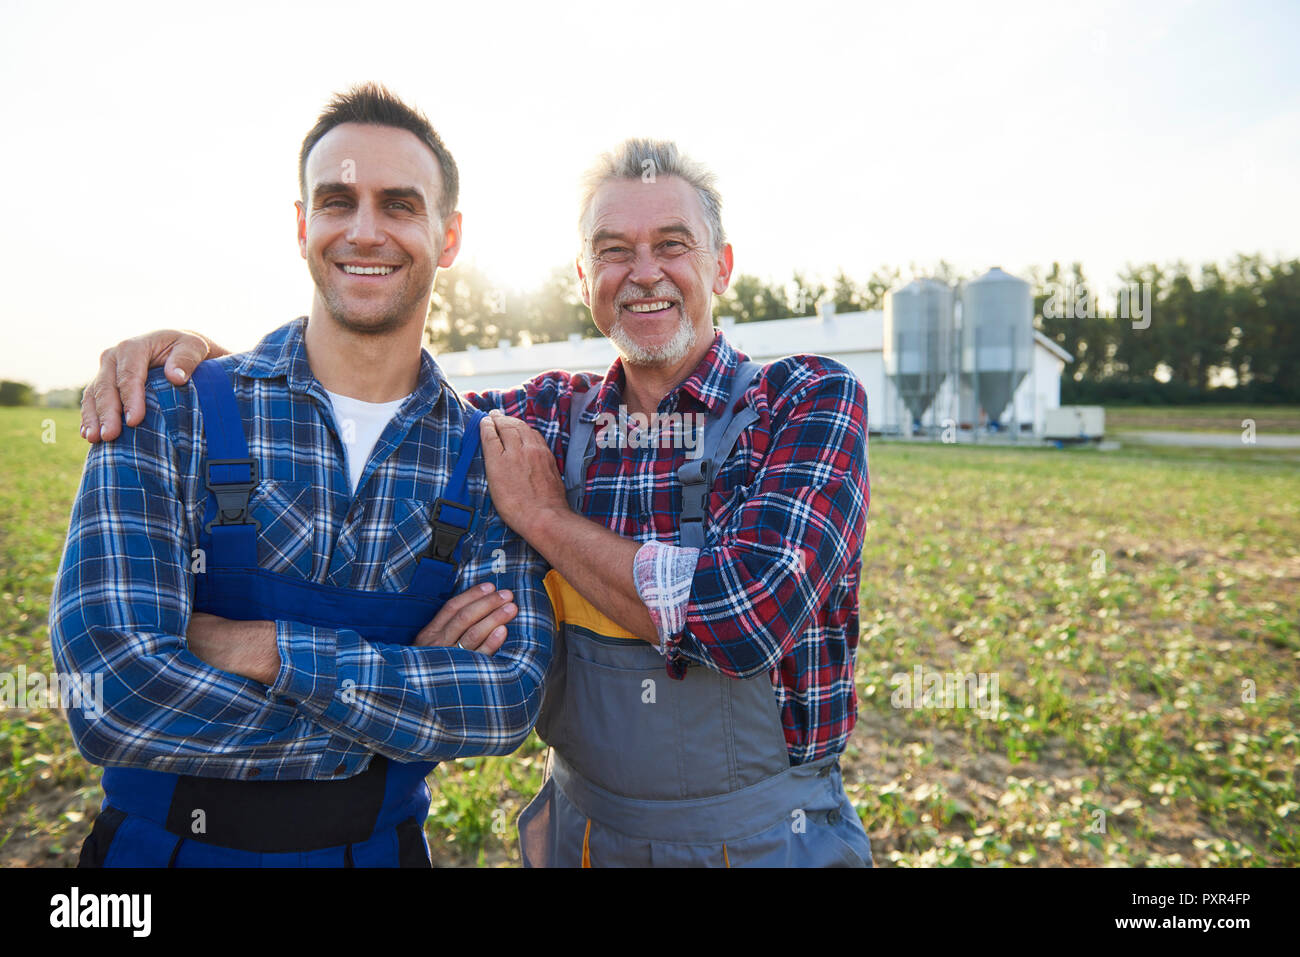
298 82 459 220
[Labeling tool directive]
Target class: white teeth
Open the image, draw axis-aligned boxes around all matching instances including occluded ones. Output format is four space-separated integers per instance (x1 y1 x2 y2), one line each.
341 264 396 275
626 301 673 313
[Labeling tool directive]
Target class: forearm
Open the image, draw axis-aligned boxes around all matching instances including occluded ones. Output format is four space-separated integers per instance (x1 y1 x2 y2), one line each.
51 614 323 770
50 417 332 771
269 514 555 762
269 620 550 761
525 508 657 643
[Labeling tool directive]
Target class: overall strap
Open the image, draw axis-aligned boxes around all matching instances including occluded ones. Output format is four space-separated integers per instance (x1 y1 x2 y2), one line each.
677 360 763 549
426 409 485 564
192 360 259 569
563 387 601 512
410 408 486 598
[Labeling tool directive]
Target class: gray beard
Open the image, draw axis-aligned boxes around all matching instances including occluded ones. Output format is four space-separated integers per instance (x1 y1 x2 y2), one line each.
608 313 698 367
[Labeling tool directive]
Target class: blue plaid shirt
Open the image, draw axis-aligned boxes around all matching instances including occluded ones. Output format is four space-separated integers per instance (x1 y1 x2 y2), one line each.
50 318 553 781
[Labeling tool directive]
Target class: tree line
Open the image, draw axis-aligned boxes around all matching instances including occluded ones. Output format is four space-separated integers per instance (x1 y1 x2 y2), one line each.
422 253 1299 404
1032 256 1300 404
4 254 1292 405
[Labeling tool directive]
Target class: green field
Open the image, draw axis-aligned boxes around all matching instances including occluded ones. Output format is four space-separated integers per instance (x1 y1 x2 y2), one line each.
1104 404 1300 434
2 407 1297 866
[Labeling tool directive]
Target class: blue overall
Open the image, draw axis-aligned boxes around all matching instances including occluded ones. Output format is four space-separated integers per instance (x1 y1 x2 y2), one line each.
82 361 485 867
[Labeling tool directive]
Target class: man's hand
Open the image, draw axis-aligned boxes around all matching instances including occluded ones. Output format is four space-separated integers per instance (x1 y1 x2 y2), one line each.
479 411 570 538
186 582 517 683
187 613 280 684
480 411 658 643
81 330 227 443
413 581 518 654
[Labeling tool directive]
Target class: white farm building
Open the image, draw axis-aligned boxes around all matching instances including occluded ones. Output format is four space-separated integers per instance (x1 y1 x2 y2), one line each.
435 285 1072 437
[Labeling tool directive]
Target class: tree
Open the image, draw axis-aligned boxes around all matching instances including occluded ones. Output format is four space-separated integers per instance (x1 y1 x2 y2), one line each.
1034 262 1110 381
0 380 35 406
713 273 787 324
522 265 596 343
787 271 827 317
425 263 515 352
831 270 866 313
862 266 901 311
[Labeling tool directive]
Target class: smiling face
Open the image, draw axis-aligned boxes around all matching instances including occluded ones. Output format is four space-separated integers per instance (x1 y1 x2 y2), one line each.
296 122 461 336
578 175 733 368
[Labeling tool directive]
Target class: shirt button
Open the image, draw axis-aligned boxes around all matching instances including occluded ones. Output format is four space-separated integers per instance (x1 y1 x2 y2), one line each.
334 763 347 775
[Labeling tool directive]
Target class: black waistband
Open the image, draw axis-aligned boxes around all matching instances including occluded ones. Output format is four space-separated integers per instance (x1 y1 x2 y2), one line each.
162 755 390 853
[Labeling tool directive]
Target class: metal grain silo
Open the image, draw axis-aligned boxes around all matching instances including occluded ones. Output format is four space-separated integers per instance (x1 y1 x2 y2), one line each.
883 278 955 430
960 267 1033 429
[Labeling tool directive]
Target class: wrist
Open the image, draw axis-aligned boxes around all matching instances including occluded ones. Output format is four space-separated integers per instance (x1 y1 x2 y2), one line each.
243 620 280 684
523 502 573 551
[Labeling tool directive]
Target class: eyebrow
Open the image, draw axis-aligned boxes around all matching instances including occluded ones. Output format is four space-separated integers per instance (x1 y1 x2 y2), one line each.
591 223 698 246
311 182 428 207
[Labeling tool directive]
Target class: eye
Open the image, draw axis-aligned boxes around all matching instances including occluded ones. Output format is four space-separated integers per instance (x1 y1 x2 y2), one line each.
661 240 687 252
388 201 415 212
322 198 352 209
598 246 631 261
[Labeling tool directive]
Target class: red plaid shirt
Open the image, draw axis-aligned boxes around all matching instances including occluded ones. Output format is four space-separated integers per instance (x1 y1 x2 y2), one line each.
467 331 869 764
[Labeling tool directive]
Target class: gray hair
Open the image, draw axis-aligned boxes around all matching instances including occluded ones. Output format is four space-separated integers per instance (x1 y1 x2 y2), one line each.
578 138 726 259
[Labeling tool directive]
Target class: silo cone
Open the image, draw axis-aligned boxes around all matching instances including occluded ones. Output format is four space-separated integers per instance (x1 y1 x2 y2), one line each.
961 267 1033 434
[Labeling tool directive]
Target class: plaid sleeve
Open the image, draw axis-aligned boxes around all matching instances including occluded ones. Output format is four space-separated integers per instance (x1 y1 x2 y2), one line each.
48 386 326 771
670 365 869 677
269 493 555 762
632 540 700 655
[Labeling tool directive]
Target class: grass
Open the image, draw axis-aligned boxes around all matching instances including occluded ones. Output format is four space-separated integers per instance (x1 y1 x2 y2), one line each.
1103 404 1300 434
1 406 1297 866
850 438 1299 866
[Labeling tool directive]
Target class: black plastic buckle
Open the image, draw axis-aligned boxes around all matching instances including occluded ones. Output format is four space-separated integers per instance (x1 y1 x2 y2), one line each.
204 457 261 532
427 498 474 563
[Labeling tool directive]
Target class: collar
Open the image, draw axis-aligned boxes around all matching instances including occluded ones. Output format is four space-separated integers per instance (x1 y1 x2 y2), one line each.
583 330 746 422
229 316 447 420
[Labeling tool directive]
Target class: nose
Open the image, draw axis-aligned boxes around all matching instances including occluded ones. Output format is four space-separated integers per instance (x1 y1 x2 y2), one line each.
346 200 386 248
627 244 664 288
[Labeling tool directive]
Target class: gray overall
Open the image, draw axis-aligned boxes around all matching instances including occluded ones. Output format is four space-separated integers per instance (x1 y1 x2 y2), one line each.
517 362 873 867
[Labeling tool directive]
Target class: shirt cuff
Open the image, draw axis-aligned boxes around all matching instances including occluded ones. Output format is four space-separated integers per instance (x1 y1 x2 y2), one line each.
269 620 339 713
632 540 700 657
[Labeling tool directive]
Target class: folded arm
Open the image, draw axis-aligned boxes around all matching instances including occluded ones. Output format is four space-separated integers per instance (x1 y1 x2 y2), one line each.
267 499 554 762
50 392 328 772
53 385 551 774
478 366 869 677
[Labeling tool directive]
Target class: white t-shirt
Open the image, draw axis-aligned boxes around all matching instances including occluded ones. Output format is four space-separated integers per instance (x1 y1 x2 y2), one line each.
324 388 410 494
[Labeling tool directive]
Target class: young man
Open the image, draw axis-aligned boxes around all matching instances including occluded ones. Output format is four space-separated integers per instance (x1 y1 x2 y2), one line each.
81 140 872 868
50 84 552 867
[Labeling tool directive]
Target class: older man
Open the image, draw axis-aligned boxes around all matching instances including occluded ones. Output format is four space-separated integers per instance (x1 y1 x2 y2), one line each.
82 139 871 867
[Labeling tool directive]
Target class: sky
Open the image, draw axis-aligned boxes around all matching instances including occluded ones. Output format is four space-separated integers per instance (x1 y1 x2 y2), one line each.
1 0 1298 391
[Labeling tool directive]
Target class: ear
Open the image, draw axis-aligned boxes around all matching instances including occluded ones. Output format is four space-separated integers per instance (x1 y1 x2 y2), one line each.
437 211 463 268
576 255 592 308
711 242 735 295
296 200 308 259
